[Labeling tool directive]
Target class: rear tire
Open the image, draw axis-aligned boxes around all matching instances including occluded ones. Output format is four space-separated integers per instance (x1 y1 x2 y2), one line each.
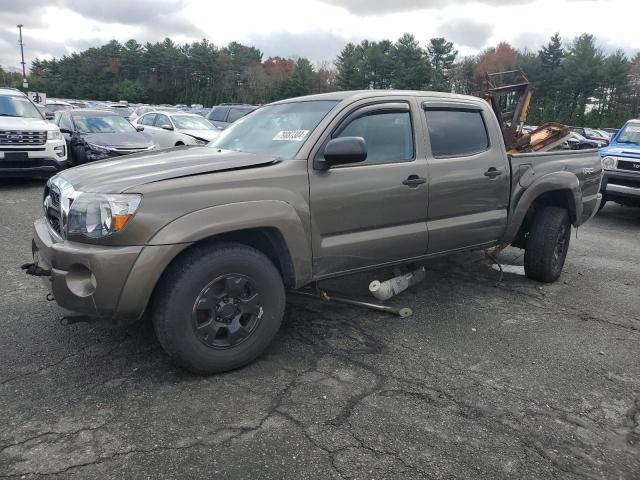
152 242 285 374
524 206 571 283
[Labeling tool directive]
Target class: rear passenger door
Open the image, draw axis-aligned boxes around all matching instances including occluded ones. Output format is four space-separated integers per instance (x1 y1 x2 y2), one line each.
309 99 429 277
422 101 509 253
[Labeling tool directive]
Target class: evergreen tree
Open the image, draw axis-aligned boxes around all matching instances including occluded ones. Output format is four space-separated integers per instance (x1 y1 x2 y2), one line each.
390 33 430 89
427 37 457 91
335 43 364 90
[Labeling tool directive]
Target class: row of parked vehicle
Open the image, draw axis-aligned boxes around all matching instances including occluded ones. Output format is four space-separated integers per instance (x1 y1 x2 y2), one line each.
0 87 261 175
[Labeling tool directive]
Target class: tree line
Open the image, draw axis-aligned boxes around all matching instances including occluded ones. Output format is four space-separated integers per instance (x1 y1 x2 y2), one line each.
1 32 638 127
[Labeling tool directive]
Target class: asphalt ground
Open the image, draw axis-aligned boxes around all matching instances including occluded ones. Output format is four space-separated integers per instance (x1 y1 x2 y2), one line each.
1 177 639 479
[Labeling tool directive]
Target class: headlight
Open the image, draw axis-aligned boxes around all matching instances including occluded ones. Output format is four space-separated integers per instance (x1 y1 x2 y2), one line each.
189 137 208 145
67 193 141 239
87 143 109 153
47 129 62 140
601 156 617 170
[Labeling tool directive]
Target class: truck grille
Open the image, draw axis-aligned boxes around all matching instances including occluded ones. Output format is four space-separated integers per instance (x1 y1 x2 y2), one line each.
0 130 47 146
44 184 63 235
617 159 640 172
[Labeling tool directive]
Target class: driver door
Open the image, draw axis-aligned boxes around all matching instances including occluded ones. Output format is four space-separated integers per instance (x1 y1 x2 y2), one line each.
308 99 429 277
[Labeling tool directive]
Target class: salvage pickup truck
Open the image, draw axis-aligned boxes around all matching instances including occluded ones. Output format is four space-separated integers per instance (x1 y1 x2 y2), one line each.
27 90 603 374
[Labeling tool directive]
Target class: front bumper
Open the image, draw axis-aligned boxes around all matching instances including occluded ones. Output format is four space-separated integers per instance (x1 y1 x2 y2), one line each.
31 217 188 322
0 140 68 176
601 169 640 204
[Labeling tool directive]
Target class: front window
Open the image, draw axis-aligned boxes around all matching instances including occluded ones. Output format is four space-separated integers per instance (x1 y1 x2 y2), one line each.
0 95 42 119
210 100 338 160
72 114 137 134
615 123 640 145
172 115 216 130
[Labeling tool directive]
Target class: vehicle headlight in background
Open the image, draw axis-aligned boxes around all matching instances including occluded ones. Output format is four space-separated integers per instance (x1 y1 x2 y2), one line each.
47 129 62 140
188 136 208 145
67 193 142 239
87 143 109 153
601 156 617 170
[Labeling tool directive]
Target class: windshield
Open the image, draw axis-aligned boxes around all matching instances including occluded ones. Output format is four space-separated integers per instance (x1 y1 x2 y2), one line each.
0 95 43 119
172 115 216 130
615 123 640 145
73 114 137 134
210 100 338 160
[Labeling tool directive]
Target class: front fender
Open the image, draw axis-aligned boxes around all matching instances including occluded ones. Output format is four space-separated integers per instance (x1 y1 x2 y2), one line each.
148 200 312 286
500 171 582 244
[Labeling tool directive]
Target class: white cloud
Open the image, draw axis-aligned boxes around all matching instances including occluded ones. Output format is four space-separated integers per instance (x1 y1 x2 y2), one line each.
0 0 637 70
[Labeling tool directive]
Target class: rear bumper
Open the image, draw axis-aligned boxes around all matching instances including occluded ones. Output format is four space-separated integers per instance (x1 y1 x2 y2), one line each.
31 217 188 323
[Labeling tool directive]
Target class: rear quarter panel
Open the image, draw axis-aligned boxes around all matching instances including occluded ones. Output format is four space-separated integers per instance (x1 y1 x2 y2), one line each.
503 149 602 243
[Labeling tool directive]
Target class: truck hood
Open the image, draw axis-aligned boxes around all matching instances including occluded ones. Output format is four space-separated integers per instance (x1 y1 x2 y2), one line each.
57 147 278 193
0 116 56 131
600 143 640 158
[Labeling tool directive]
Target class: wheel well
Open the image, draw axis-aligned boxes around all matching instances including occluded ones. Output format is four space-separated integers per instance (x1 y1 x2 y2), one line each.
173 228 296 288
175 141 184 146
512 190 575 249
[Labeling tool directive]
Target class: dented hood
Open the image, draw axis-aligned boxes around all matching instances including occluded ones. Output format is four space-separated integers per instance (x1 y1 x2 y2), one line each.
57 146 278 193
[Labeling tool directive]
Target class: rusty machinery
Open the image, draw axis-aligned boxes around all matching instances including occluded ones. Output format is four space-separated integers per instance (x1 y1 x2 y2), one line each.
478 69 569 153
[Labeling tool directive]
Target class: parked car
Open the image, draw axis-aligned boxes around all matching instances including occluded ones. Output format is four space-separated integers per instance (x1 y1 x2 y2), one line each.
602 127 619 136
136 111 220 147
36 104 56 120
566 132 603 149
105 103 133 118
207 103 257 130
45 99 76 112
129 105 154 122
55 109 156 165
569 126 609 145
0 87 67 177
27 90 602 374
598 119 640 209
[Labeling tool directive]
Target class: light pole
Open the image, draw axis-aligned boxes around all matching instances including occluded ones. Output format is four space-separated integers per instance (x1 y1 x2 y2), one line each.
17 24 28 90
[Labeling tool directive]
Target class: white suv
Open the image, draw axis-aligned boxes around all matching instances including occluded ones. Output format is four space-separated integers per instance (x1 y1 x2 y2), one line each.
0 88 67 177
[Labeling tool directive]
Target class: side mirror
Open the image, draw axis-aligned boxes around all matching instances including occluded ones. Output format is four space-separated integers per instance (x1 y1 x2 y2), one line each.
59 128 72 134
44 111 55 120
136 125 144 132
316 137 367 170
160 124 173 131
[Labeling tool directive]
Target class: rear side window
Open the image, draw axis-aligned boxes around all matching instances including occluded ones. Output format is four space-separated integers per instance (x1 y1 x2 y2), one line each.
425 108 489 157
154 114 171 128
209 106 229 122
140 113 157 126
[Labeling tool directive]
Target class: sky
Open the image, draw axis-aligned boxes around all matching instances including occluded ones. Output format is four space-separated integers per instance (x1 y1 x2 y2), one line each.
0 0 638 72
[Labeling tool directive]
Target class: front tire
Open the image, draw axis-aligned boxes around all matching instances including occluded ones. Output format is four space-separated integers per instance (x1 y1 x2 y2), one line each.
524 206 571 283
152 242 285 374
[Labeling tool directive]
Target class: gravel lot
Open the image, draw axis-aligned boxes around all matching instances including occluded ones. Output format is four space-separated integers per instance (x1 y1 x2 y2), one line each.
1 178 639 479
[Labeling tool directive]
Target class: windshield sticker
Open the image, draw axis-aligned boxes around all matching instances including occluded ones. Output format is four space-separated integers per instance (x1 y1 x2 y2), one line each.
273 130 309 141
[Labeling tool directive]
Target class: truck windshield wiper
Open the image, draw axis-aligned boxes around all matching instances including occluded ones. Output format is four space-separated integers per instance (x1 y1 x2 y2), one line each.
616 140 639 145
0 113 19 117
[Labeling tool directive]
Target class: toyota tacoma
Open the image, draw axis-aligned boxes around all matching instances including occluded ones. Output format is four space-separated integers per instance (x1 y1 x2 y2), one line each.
26 90 603 373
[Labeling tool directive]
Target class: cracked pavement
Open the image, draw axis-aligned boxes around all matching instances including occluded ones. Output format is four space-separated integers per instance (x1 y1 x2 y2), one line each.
1 178 639 479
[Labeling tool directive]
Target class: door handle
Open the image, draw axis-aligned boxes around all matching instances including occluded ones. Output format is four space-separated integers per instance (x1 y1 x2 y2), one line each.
484 167 502 178
402 175 426 187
